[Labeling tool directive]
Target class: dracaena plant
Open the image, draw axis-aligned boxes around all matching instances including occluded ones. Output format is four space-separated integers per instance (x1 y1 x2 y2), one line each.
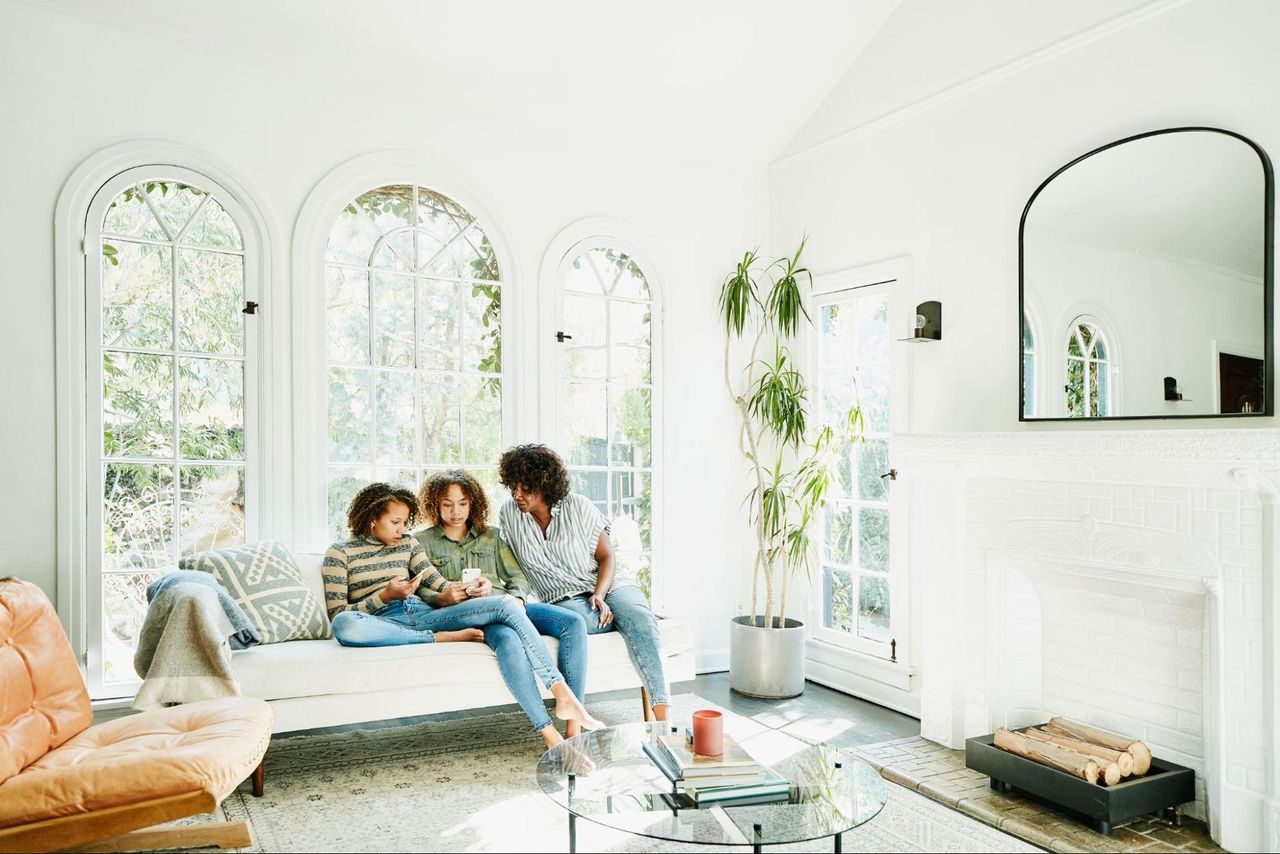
719 239 863 629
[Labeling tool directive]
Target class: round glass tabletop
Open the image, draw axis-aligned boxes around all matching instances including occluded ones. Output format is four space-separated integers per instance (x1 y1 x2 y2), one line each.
535 722 887 848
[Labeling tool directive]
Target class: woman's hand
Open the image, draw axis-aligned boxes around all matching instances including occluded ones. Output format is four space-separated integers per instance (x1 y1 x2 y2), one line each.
434 582 471 607
466 577 493 598
589 593 613 628
380 573 422 602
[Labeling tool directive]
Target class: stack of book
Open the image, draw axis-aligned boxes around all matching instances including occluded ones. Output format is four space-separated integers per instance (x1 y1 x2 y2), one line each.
642 732 791 806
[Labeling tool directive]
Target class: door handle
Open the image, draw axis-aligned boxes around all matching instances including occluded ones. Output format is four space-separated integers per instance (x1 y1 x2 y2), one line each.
556 331 573 343
879 469 897 481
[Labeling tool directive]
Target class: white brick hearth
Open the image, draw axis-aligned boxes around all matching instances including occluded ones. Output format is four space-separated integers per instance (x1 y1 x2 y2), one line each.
899 430 1280 852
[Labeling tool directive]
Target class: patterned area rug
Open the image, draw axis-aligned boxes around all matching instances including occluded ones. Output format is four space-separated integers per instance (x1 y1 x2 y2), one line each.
190 694 1039 853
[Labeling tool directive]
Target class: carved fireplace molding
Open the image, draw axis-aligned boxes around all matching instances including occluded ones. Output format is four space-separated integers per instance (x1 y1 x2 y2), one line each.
896 429 1280 851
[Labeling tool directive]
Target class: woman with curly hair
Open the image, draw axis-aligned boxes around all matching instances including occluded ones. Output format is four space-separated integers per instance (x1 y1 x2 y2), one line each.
416 469 592 740
323 482 603 744
498 444 671 722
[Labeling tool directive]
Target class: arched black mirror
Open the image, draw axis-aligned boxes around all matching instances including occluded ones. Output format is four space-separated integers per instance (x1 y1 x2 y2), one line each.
1019 127 1274 420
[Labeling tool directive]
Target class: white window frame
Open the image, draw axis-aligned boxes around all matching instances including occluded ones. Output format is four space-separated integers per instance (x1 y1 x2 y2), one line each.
55 141 281 695
803 258 913 705
1063 313 1118 417
293 152 519 551
537 221 665 612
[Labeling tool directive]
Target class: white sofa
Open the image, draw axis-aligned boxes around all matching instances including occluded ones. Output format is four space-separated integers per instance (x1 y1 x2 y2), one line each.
228 553 697 734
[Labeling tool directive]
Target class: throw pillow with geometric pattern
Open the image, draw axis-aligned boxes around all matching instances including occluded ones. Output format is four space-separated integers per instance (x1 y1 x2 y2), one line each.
179 541 331 643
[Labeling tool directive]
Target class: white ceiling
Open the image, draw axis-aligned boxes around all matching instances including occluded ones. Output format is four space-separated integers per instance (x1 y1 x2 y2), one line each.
28 0 900 167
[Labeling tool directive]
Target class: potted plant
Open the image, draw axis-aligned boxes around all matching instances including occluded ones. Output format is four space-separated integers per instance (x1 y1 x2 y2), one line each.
719 239 862 698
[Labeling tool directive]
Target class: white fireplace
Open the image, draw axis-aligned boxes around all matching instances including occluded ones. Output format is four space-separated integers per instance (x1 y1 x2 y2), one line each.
898 430 1280 852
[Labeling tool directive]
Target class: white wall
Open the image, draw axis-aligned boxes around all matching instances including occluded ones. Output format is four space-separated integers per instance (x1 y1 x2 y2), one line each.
769 0 1280 711
0 2 762 668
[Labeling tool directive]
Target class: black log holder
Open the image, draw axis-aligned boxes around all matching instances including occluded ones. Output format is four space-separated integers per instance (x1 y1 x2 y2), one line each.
965 727 1196 834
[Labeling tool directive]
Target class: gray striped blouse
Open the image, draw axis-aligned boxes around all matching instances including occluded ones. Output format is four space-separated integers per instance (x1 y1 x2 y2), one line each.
498 493 635 603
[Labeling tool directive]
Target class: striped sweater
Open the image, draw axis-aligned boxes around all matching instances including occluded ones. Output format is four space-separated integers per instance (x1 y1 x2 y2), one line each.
321 536 446 619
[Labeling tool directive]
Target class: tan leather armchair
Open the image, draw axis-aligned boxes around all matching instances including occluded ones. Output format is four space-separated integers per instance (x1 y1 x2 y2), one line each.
0 578 273 853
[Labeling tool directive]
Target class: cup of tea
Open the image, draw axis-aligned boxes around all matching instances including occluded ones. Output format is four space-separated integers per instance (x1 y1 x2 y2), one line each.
692 709 724 757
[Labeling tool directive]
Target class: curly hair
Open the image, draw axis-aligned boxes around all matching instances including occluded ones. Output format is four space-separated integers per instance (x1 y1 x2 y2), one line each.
498 444 571 506
418 469 491 534
347 482 419 538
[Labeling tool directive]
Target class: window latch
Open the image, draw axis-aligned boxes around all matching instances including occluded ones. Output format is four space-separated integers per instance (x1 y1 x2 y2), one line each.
243 301 259 315
890 638 897 662
555 330 573 343
879 468 897 481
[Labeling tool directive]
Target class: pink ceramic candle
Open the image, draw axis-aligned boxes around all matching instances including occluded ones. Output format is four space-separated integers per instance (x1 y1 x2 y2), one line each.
692 709 724 757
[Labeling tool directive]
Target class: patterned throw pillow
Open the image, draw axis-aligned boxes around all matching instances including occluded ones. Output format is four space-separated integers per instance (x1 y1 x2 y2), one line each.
179 541 331 643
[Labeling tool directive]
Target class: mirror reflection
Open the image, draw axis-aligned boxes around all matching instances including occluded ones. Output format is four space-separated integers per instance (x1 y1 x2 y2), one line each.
1020 128 1272 420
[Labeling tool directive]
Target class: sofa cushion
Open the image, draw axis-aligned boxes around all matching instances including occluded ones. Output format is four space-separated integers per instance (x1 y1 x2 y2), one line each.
232 618 694 702
180 541 331 644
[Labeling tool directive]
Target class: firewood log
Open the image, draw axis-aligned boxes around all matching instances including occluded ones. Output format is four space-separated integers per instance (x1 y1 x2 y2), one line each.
994 727 1100 785
1023 727 1128 784
1045 717 1152 775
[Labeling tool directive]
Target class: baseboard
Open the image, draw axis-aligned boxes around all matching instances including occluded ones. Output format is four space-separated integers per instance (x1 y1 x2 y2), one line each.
696 649 729 674
807 658 921 719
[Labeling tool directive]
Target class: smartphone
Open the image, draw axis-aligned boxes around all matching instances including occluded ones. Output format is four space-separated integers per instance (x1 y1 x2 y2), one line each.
460 567 482 584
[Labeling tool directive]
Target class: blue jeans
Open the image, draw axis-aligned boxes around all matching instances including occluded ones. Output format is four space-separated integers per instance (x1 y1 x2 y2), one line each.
525 602 588 703
332 596 569 731
554 585 669 705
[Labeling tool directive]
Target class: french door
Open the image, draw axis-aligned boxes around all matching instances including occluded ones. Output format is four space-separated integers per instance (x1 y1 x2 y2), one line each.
809 279 906 661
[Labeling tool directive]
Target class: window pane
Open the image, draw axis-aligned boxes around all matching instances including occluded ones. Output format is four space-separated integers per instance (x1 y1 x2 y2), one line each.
328 466 372 543
103 185 167 241
178 357 244 461
612 469 650 550
564 295 605 348
566 346 607 381
102 571 161 684
375 370 415 464
356 185 416 235
1097 358 1110 416
1067 358 1085 416
609 301 650 384
823 567 853 633
619 552 652 601
463 375 502 466
150 182 204 239
327 205 384 267
570 469 608 516
824 504 853 565
857 575 891 643
177 249 243 355
464 282 502 373
102 240 171 350
851 295 889 365
371 228 414 272
328 367 372 462
610 386 651 468
856 439 888 502
326 267 369 364
858 506 889 572
372 273 415 368
610 257 649 301
565 254 604 294
820 303 851 369
179 464 244 553
420 372 461 464
103 463 174 570
103 352 173 459
419 278 461 371
857 365 889 432
821 369 855 428
181 197 242 250
373 466 418 493
417 189 471 245
566 382 607 466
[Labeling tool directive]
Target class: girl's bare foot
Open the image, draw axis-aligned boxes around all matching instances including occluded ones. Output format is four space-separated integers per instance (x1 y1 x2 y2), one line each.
652 703 671 722
551 682 606 730
436 628 485 643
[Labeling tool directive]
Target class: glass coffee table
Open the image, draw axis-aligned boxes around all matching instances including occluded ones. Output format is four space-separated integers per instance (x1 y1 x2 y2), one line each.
535 723 886 853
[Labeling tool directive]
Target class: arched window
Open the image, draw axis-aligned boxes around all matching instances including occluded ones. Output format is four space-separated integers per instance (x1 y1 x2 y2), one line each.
1022 312 1036 417
556 245 656 599
87 170 256 694
324 184 504 539
1065 319 1113 417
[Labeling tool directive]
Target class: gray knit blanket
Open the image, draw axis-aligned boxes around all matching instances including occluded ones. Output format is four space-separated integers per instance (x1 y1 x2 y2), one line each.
132 582 241 710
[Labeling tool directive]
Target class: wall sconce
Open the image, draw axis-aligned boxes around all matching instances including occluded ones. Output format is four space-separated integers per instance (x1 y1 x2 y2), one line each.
899 300 942 342
1163 376 1190 401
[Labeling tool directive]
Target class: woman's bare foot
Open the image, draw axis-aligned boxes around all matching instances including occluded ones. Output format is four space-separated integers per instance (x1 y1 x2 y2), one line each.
652 703 670 722
565 720 581 738
540 725 565 750
551 682 606 731
435 628 485 643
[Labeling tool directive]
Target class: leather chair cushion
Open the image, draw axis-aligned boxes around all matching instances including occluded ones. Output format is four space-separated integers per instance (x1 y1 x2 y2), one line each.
0 696 273 829
0 579 92 786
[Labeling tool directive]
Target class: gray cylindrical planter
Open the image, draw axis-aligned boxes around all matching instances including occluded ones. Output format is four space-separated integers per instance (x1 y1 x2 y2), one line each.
729 615 806 699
